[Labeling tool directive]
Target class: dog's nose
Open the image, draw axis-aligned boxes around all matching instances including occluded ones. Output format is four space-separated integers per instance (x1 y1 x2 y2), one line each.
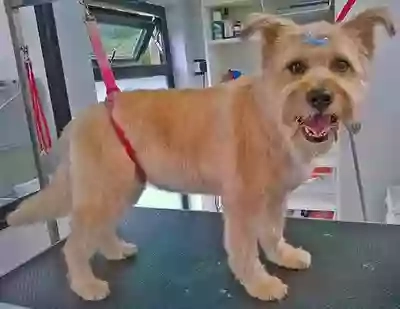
306 88 333 112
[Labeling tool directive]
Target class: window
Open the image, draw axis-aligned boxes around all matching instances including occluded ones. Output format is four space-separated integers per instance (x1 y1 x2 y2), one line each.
98 23 144 60
89 2 174 87
97 23 163 65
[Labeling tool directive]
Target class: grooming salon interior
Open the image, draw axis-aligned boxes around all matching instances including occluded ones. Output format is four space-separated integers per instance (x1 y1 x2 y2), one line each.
1 0 400 307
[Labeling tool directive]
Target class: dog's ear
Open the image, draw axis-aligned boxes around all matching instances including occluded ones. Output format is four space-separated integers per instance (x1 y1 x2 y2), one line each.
241 13 296 46
341 7 396 58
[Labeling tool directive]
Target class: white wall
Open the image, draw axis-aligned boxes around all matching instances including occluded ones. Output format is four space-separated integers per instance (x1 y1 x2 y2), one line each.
53 0 98 116
163 0 206 89
337 0 398 222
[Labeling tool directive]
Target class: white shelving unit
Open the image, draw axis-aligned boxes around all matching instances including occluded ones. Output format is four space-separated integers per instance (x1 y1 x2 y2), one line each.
200 0 339 219
201 0 262 85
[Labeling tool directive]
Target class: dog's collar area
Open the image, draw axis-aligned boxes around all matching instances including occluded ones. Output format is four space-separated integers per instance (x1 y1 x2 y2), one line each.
302 32 329 46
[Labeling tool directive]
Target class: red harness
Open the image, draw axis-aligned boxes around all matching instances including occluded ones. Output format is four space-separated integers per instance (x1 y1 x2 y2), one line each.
84 10 146 182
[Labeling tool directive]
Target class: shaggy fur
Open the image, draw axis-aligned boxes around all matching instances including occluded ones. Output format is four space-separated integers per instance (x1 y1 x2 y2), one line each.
7 7 395 302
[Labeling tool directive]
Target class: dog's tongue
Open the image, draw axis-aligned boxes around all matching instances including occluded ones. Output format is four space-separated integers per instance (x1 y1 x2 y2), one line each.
304 115 331 135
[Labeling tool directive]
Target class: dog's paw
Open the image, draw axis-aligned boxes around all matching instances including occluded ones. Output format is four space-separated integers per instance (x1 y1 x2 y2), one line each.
71 278 110 301
269 241 311 270
102 242 138 261
120 241 138 257
244 275 288 301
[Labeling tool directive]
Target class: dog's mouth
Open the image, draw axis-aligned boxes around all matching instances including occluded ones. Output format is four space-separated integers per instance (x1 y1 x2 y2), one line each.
296 114 338 143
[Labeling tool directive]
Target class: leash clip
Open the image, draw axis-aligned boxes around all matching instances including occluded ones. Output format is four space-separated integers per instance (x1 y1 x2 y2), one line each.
79 0 95 21
20 45 30 62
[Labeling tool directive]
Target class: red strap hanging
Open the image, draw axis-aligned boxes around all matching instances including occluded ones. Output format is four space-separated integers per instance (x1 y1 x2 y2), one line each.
84 17 119 97
82 4 146 181
336 0 357 22
23 47 52 154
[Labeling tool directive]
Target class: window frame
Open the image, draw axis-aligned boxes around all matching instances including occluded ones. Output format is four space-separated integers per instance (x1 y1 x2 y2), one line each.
89 1 175 88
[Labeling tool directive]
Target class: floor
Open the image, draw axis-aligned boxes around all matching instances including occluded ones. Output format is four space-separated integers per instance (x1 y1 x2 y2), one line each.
0 197 187 277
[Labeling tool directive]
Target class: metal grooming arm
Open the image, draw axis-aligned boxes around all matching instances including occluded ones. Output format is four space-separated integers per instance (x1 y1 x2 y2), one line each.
346 126 368 222
3 0 60 244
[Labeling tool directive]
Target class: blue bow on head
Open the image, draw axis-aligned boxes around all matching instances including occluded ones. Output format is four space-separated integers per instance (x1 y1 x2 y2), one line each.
302 32 329 46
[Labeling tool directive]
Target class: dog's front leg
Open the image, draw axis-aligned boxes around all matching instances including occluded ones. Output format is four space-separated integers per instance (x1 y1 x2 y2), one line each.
258 198 311 270
222 195 288 301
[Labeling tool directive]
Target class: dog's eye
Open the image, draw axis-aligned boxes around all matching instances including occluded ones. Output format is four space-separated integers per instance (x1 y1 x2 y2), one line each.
331 58 352 73
287 60 308 75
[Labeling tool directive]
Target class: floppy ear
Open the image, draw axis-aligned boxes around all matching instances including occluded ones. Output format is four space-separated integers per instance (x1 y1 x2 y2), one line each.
241 13 296 65
241 13 295 42
341 7 396 58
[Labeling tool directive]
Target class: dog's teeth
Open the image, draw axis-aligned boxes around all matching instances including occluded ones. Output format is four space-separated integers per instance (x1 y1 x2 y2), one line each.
296 117 304 125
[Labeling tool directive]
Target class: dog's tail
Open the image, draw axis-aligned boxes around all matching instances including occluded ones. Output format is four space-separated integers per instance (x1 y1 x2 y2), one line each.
7 125 73 227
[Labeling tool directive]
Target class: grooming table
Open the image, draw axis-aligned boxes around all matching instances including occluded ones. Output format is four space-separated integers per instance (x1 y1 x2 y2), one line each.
1 208 400 309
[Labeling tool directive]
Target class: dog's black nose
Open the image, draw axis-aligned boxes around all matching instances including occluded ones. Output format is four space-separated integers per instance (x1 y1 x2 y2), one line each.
306 88 333 112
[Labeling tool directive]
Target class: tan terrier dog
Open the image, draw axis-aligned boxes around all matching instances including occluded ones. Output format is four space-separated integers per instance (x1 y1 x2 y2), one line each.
7 7 396 302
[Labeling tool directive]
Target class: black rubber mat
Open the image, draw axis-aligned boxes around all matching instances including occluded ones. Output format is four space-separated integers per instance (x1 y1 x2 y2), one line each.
1 208 400 309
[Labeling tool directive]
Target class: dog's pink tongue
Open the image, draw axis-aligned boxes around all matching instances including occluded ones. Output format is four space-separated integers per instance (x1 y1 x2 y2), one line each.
305 115 331 134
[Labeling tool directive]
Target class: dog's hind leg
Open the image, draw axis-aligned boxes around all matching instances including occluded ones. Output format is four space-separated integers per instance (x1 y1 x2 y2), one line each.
257 199 311 270
222 194 288 301
98 182 144 261
63 124 141 301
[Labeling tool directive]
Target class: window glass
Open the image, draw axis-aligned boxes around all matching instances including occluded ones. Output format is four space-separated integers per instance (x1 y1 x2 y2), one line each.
0 81 40 207
95 22 163 65
98 23 142 60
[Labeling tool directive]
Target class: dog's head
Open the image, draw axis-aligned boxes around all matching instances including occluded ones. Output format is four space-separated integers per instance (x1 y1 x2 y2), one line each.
242 7 395 148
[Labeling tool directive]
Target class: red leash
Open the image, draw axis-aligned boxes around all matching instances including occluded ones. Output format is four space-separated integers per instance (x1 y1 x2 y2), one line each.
23 46 52 154
83 5 146 181
336 0 357 22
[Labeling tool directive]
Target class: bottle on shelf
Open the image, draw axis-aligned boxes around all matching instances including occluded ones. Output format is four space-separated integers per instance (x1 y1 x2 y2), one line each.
233 20 242 37
211 10 224 40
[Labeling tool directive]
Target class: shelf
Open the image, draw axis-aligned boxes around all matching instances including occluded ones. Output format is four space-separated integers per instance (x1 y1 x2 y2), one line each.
214 193 336 212
203 0 253 9
208 36 260 46
208 37 242 45
288 191 336 211
298 176 335 195
287 172 337 211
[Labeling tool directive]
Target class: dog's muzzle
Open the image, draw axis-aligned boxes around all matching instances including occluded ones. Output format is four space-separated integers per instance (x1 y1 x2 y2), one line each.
296 114 338 143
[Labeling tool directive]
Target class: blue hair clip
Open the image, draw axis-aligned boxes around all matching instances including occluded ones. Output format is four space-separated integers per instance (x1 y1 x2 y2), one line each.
302 32 329 46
